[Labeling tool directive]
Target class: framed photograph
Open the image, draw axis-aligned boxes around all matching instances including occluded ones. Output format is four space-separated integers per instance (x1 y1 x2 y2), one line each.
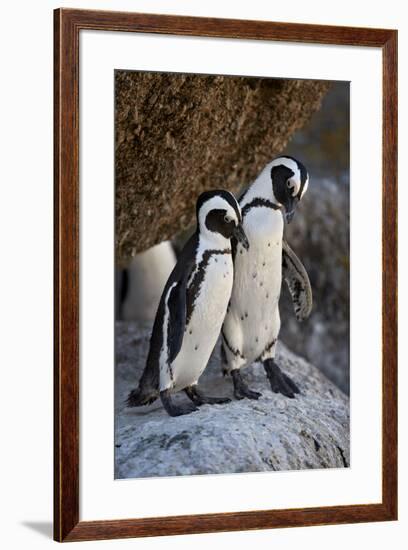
54 8 397 542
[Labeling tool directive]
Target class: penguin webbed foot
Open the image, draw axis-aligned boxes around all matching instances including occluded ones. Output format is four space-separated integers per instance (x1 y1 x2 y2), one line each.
185 386 231 406
126 387 157 407
160 389 199 417
263 359 300 398
231 369 262 400
125 389 140 407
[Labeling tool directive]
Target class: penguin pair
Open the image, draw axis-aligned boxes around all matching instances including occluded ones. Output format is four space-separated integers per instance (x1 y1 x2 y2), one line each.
127 157 312 417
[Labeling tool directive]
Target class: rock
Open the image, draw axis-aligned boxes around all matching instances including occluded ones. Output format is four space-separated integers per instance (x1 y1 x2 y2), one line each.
280 178 350 393
115 72 330 263
281 82 350 393
115 321 349 479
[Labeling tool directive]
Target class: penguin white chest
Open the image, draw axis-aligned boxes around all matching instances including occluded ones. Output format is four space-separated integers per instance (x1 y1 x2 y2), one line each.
226 208 283 363
170 252 233 391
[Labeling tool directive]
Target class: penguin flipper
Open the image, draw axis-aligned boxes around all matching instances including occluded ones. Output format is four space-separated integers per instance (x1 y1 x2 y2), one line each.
167 276 187 364
166 256 196 364
230 235 238 262
282 240 313 321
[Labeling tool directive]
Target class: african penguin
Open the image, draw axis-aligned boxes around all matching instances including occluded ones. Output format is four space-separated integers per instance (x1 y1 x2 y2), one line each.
221 156 313 400
127 190 249 417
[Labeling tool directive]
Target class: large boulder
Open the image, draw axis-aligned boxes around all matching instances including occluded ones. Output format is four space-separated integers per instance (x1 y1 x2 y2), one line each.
280 82 350 393
115 321 349 479
280 179 350 393
115 72 330 263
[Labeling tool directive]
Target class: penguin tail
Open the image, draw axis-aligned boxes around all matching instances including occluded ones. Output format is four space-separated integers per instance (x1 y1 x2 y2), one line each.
125 386 158 407
220 341 229 376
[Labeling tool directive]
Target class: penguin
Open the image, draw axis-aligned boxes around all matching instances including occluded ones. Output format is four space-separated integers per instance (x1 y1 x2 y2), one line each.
221 156 312 400
126 190 249 417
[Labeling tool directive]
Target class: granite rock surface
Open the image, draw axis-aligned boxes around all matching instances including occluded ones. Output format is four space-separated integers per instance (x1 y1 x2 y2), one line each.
115 72 330 263
115 321 350 479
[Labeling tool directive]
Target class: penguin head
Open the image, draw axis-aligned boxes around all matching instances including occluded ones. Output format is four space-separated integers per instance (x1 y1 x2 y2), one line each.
196 190 249 249
268 156 309 223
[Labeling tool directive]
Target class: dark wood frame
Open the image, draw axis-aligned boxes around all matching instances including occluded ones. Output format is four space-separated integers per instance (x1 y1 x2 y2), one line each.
54 8 398 543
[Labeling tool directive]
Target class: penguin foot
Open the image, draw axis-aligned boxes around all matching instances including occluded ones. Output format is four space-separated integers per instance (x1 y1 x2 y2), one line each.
185 386 231 406
160 390 199 417
126 387 157 407
263 359 300 398
231 369 261 400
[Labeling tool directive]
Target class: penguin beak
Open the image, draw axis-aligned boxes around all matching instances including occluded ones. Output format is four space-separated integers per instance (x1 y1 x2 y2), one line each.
233 224 250 250
284 196 299 224
285 209 295 224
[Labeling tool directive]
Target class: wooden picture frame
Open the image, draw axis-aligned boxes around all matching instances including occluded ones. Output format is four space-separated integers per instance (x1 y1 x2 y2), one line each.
54 8 397 542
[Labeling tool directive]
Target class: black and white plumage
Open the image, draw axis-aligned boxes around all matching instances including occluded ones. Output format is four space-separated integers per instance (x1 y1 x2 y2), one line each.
127 190 249 417
221 156 312 400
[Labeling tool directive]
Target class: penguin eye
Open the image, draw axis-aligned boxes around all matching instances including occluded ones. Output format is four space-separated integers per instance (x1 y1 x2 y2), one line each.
224 214 233 223
286 179 292 188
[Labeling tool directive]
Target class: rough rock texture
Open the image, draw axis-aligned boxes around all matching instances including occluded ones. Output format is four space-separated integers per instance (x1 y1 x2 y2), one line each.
115 321 349 479
280 83 350 393
115 72 330 263
281 179 350 393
